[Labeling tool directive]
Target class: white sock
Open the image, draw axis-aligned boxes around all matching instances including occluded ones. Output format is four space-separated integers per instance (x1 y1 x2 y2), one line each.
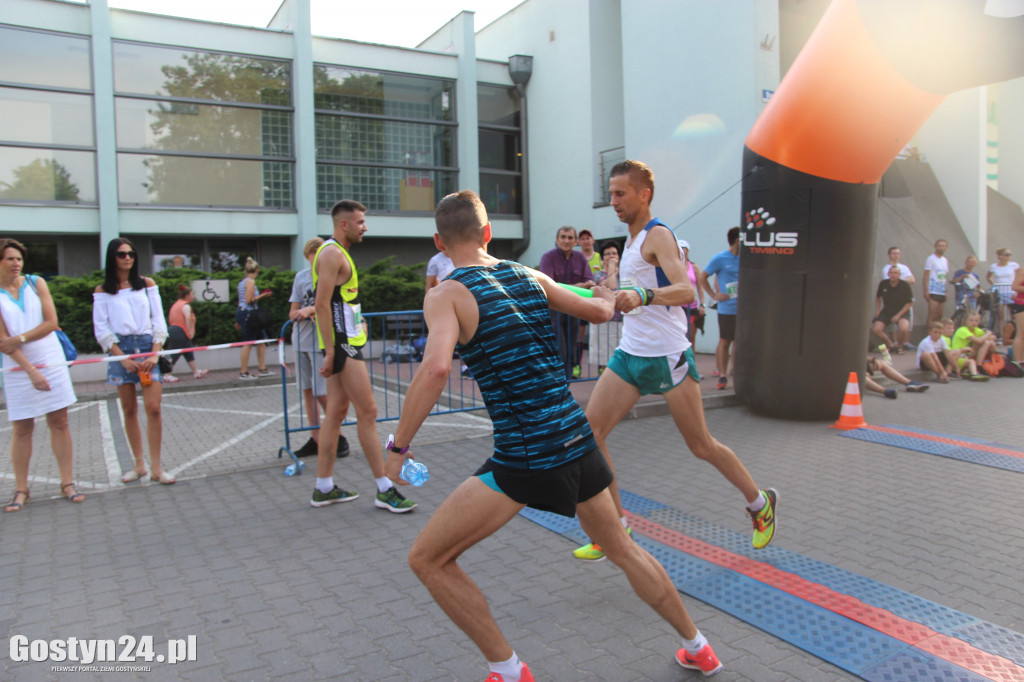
620 516 629 529
681 630 708 654
746 491 766 513
316 477 333 494
375 476 392 494
487 652 521 681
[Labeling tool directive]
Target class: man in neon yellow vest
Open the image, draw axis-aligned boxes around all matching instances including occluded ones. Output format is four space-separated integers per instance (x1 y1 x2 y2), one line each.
310 199 416 513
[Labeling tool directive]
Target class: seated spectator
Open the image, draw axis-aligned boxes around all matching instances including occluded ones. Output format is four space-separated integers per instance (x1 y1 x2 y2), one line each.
951 255 982 315
917 321 955 382
941 318 987 380
952 312 997 372
865 355 929 399
871 266 913 353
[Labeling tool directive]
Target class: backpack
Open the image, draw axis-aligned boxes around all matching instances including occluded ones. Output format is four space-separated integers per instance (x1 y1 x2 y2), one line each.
981 352 1005 377
999 358 1024 378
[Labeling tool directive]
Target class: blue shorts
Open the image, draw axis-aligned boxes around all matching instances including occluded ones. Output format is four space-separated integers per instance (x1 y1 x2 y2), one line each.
107 334 163 386
606 347 700 395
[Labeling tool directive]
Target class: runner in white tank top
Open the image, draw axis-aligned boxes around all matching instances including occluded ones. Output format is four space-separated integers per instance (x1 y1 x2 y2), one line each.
618 221 690 357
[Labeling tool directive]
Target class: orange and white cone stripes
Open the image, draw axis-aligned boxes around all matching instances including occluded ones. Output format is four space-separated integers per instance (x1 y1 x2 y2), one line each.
830 372 867 430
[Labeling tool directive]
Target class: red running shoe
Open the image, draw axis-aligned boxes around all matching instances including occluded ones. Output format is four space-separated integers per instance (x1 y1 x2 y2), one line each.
676 644 723 676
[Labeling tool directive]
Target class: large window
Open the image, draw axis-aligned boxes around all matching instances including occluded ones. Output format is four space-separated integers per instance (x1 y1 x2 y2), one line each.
113 42 293 208
314 65 456 212
477 84 522 216
0 25 95 204
151 238 257 274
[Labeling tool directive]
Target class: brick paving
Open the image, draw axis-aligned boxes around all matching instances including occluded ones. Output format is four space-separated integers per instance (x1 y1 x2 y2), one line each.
1 348 1022 681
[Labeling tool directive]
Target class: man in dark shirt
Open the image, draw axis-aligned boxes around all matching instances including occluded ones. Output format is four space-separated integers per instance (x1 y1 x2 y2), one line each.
538 226 594 378
872 265 914 352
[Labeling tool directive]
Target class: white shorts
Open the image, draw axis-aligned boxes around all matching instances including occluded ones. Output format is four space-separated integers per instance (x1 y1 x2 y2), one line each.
296 350 326 397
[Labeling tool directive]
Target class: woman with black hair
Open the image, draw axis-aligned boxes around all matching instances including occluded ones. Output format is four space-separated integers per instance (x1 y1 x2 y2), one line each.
93 238 175 485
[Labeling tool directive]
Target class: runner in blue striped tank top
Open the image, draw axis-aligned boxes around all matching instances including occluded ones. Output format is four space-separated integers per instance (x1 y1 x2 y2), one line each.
384 189 723 681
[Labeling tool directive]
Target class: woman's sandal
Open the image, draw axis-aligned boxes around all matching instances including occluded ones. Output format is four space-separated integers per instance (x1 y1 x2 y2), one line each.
61 482 86 503
151 471 176 485
121 467 148 483
4 489 29 513
193 369 209 379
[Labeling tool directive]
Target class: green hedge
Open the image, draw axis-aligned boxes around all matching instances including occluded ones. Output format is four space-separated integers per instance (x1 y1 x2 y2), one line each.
47 258 427 354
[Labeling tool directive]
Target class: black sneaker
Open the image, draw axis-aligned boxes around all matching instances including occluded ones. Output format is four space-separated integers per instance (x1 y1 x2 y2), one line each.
294 437 319 457
884 388 897 399
310 486 359 508
336 435 350 459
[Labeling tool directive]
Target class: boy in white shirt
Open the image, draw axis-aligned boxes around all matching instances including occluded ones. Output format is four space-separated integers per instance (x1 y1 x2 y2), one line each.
923 239 949 331
917 321 955 383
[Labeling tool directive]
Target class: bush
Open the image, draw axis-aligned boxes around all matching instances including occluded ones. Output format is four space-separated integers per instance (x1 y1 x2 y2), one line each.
46 259 427 354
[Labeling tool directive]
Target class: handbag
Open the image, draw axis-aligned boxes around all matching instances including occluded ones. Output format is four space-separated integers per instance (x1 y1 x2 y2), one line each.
249 307 272 332
28 275 77 361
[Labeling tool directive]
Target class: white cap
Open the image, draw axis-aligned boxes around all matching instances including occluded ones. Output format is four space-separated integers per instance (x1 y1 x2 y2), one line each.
677 239 690 251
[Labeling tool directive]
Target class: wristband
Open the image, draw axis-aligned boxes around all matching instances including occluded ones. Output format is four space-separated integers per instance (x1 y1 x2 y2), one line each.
386 434 409 455
644 288 655 306
19 334 27 344
633 287 646 306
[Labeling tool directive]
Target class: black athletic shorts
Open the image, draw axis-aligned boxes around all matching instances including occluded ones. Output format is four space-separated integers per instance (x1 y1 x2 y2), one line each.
322 342 364 374
928 294 946 304
474 447 613 518
718 313 736 342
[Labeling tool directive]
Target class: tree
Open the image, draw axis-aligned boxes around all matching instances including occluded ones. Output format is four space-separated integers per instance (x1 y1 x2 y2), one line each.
0 158 80 201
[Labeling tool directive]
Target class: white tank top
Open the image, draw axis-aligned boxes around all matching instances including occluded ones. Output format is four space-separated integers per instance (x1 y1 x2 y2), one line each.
618 222 690 357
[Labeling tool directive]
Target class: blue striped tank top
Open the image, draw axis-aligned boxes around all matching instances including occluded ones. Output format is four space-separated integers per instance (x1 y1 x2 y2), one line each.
448 261 596 470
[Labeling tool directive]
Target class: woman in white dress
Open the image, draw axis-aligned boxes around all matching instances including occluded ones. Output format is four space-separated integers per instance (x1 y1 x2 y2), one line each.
0 239 79 512
93 238 175 485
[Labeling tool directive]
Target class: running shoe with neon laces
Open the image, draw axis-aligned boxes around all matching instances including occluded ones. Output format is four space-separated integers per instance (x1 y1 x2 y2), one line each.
748 488 778 549
375 486 417 513
310 486 359 507
676 644 723 676
573 526 632 561
485 663 534 682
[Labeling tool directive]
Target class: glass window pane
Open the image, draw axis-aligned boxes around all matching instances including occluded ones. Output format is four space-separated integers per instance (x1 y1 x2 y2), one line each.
316 165 456 213
0 88 95 146
314 66 453 121
0 26 92 90
19 241 59 279
115 99 292 156
117 154 293 208
315 115 453 166
479 129 520 172
208 240 256 273
477 85 520 127
480 172 521 216
113 43 291 106
0 147 96 202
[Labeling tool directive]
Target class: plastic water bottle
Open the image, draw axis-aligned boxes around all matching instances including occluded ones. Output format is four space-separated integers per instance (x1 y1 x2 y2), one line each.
878 344 892 363
401 459 430 486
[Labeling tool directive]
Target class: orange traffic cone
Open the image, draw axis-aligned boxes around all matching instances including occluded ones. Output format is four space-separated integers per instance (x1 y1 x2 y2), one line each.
830 371 867 430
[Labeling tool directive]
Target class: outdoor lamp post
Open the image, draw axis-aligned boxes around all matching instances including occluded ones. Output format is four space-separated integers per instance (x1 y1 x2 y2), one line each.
508 55 533 258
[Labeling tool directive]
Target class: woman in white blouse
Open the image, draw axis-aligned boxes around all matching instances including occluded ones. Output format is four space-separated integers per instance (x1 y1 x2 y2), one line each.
93 238 175 485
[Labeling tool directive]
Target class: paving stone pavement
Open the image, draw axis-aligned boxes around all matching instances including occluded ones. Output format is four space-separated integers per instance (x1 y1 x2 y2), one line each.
1 353 1022 681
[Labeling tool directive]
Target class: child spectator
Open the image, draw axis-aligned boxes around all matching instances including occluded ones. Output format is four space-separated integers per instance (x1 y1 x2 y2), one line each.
952 312 997 373
942 317 987 380
865 355 929 399
916 321 955 382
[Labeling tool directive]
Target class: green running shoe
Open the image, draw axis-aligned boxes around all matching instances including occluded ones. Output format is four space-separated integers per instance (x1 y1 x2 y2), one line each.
310 486 359 508
748 488 778 549
573 526 631 561
375 486 417 513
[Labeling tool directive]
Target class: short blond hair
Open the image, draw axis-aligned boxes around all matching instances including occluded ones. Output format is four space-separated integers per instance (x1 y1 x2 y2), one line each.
303 237 324 258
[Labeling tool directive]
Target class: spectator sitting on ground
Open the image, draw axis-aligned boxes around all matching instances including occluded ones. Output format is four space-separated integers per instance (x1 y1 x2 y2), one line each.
917 321 955 383
942 317 987 380
952 312 997 373
865 355 929 399
871 265 913 353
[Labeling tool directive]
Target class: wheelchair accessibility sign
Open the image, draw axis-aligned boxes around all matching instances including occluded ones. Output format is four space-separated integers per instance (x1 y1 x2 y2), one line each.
191 279 229 303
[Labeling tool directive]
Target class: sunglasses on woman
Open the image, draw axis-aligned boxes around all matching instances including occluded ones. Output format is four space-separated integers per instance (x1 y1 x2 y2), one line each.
116 251 137 259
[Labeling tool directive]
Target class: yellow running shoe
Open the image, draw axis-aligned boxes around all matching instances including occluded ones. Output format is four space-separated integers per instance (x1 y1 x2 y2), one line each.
572 526 631 561
748 488 778 549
